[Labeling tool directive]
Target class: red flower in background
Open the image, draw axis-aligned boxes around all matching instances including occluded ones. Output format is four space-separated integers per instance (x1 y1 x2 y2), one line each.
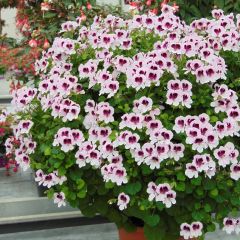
0 128 5 137
87 2 92 10
43 39 50 49
29 39 38 48
161 0 170 8
41 2 51 11
150 8 158 14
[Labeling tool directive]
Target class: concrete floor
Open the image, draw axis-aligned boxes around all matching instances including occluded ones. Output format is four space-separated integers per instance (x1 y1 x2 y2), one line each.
0 223 239 240
0 169 38 199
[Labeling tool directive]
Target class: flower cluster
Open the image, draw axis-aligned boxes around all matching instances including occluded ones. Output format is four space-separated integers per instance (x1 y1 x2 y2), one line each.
180 221 203 239
166 79 192 108
8 5 240 240
11 86 37 112
147 182 176 208
35 169 67 188
174 114 221 153
4 120 36 171
84 100 114 128
214 142 239 168
185 154 216 179
53 128 84 152
211 84 238 114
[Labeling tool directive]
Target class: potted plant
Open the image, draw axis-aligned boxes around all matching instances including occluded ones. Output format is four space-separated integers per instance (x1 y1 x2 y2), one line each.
5 5 240 240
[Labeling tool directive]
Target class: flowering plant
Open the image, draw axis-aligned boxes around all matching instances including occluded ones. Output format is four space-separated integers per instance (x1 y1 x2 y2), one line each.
6 5 240 240
0 111 18 175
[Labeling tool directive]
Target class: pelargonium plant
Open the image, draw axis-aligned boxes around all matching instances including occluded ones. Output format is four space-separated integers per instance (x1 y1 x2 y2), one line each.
4 5 240 240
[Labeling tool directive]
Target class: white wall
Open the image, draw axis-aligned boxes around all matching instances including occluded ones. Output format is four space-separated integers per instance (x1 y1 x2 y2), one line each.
97 0 130 11
1 8 21 40
97 0 120 5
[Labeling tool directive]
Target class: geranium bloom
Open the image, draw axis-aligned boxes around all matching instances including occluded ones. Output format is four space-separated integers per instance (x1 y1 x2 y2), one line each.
230 164 240 181
117 193 130 210
16 120 34 137
35 169 45 185
180 223 192 239
214 142 239 167
53 128 84 152
54 192 66 207
223 218 236 234
42 173 57 188
185 163 198 179
147 182 158 201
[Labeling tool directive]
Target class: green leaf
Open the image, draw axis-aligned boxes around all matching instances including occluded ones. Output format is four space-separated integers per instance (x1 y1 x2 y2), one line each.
214 0 225 8
156 202 165 211
177 172 186 181
210 115 218 123
144 215 160 227
76 179 85 190
191 176 202 186
207 223 216 232
58 167 67 176
188 5 202 18
204 204 212 212
43 12 57 19
192 211 204 221
44 146 51 156
68 192 76 200
97 185 109 195
46 189 54 199
124 182 142 195
105 181 115 189
77 189 87 199
54 161 62 168
209 188 219 198
194 202 201 210
94 197 108 215
80 206 96 218
230 196 240 206
141 165 152 175
176 182 185 192
56 153 65 160
195 188 204 196
144 224 165 240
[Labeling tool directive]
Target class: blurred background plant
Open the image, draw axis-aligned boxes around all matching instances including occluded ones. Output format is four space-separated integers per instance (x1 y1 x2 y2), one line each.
127 0 240 22
0 112 18 176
